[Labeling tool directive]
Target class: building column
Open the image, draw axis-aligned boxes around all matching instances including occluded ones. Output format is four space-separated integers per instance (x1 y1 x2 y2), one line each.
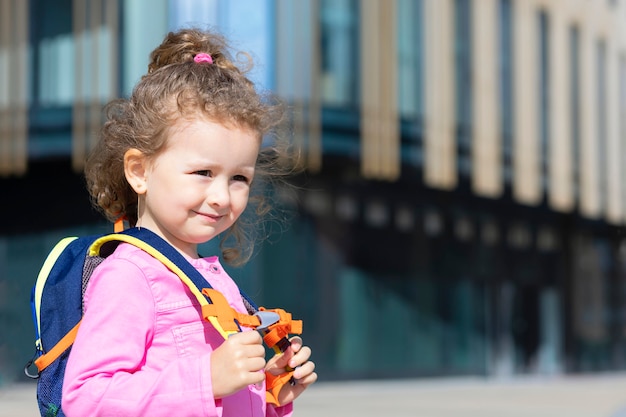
471 0 501 198
423 0 456 189
72 0 120 171
578 22 600 218
606 38 622 224
275 0 322 172
548 4 574 212
513 0 541 205
0 0 28 177
360 0 399 181
600 1 623 224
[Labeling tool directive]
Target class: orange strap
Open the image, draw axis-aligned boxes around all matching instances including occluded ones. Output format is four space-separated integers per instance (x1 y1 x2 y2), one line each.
201 288 261 332
260 308 303 349
265 370 295 406
34 321 81 373
113 216 127 233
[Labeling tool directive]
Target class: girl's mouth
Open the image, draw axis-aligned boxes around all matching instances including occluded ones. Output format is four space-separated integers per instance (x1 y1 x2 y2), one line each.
195 211 224 223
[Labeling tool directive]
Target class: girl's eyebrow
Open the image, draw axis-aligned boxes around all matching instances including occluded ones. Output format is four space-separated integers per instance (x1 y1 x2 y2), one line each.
187 159 256 172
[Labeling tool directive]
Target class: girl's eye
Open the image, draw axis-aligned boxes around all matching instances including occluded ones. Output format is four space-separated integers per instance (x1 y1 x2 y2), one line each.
195 170 212 177
233 175 250 183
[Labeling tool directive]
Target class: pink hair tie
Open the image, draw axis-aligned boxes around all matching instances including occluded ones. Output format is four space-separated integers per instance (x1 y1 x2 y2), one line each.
194 53 213 64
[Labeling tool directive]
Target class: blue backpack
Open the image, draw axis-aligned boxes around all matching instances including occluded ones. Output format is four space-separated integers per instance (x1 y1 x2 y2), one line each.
24 227 301 417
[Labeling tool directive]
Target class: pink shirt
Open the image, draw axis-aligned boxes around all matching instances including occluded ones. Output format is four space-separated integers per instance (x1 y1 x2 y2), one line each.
62 243 293 417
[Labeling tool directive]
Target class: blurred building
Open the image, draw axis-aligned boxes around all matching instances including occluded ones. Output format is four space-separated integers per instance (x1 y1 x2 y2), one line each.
2 0 626 383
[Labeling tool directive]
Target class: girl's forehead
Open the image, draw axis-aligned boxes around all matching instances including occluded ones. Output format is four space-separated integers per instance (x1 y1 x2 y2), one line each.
161 117 261 154
169 115 257 137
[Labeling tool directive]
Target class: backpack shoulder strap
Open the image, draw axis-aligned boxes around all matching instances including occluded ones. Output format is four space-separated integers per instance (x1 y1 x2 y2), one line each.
31 236 78 352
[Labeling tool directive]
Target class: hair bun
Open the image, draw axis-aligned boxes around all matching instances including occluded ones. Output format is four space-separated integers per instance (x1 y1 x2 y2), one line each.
147 28 229 74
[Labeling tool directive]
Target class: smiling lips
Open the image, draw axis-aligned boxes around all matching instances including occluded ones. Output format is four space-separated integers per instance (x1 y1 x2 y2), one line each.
195 211 225 222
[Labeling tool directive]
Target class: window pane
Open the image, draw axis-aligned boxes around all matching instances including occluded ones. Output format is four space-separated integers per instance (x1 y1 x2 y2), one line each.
320 0 358 107
570 26 581 206
455 0 472 177
539 11 549 196
32 0 73 107
499 0 513 184
597 40 607 213
397 0 423 119
621 56 626 214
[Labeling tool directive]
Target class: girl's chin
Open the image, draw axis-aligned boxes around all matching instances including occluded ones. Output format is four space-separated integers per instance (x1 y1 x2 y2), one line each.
187 227 223 243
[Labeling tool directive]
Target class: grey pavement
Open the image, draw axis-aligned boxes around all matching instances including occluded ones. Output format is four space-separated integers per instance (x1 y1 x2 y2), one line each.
4 373 626 416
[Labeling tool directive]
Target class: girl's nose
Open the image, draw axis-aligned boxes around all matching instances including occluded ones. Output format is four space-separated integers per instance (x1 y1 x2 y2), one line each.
208 179 230 207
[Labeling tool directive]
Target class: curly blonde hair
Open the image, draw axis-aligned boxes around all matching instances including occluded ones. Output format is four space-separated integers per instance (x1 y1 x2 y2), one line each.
84 27 294 265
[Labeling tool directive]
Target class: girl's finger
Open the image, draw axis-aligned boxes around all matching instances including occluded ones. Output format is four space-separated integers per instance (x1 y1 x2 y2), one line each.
288 345 312 369
288 336 303 351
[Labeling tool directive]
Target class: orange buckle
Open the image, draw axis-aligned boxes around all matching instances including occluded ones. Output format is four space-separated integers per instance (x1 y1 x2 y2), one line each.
201 288 261 332
259 307 303 349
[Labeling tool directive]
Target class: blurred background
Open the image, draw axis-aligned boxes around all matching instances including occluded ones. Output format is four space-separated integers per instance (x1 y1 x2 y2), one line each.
2 0 626 391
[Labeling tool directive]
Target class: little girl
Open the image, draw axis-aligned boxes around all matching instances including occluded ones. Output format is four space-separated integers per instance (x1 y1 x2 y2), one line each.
61 27 316 417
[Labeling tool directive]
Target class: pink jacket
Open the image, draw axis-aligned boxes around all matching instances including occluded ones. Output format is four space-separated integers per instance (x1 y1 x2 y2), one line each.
62 243 293 417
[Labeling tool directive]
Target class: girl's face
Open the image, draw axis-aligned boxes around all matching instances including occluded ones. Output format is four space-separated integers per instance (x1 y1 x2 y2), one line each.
136 118 260 258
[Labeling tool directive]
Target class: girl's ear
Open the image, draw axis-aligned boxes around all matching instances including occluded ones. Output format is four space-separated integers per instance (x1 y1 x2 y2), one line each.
124 148 148 194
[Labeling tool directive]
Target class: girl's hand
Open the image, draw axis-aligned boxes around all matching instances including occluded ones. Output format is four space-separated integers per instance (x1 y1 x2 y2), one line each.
265 336 318 405
210 331 266 398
